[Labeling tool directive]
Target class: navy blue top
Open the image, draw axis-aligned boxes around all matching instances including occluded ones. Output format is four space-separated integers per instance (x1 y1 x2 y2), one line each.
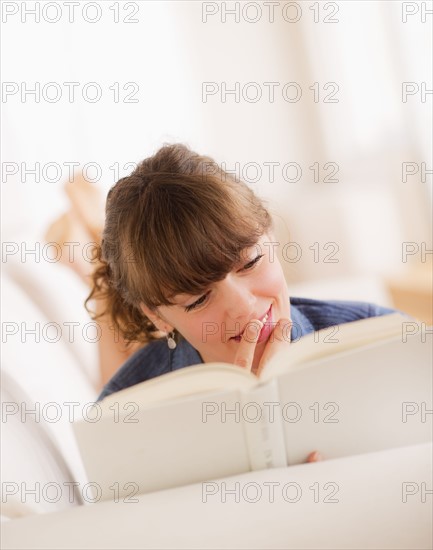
97 297 398 401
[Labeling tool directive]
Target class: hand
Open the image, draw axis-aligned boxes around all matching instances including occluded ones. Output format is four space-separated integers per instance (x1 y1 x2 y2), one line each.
233 321 323 464
306 451 323 463
233 317 293 376
232 319 264 370
255 317 293 376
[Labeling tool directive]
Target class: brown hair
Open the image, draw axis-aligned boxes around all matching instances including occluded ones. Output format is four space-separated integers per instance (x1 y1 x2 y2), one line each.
86 143 273 344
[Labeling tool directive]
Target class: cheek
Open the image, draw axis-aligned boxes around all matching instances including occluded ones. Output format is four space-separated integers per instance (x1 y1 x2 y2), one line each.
179 313 220 347
183 307 234 351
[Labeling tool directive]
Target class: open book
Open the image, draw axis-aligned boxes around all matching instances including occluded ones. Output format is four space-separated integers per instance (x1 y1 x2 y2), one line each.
72 313 432 501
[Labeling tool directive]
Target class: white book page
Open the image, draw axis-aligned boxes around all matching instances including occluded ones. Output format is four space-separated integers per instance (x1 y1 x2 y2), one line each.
99 363 257 412
261 313 409 382
275 334 432 464
73 388 253 500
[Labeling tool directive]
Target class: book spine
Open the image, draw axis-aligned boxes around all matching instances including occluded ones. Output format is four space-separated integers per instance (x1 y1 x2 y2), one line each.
240 378 287 470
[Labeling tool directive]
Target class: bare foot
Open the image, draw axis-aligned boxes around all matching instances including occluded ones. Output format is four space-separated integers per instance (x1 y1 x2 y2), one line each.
45 175 106 284
44 209 99 285
64 175 105 242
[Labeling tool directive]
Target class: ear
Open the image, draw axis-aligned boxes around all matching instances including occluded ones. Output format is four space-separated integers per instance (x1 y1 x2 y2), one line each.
140 304 174 334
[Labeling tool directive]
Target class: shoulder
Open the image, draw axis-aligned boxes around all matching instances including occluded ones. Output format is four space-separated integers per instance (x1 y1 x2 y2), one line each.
289 296 399 336
97 337 202 402
97 339 169 402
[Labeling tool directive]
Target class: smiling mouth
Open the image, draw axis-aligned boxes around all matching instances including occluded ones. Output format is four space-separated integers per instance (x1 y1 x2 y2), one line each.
230 304 272 340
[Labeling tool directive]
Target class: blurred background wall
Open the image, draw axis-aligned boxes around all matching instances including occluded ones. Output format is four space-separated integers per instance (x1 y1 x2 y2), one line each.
2 0 432 321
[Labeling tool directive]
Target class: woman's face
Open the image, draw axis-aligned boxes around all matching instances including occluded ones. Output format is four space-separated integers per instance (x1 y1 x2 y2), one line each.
144 233 291 374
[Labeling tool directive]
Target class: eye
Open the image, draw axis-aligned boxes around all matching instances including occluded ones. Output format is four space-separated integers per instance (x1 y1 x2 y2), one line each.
183 254 263 312
184 291 210 312
241 254 264 271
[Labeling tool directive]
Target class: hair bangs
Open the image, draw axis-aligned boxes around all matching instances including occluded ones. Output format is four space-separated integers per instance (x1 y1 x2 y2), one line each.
128 175 270 309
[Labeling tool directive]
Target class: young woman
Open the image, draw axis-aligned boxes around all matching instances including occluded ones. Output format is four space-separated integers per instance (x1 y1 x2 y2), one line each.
82 143 396 403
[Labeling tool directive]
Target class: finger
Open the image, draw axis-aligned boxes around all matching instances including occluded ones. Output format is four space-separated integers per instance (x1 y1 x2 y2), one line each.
273 317 292 343
306 451 323 463
254 317 293 377
233 319 263 371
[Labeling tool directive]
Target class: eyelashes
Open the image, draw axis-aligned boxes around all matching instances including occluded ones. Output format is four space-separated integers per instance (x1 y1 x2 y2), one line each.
184 292 210 313
183 254 264 312
243 254 264 270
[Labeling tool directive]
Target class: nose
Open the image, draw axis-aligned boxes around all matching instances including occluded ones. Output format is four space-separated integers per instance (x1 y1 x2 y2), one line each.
219 273 256 321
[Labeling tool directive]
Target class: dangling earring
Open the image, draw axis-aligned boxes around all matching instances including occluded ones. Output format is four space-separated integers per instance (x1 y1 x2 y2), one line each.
166 331 177 350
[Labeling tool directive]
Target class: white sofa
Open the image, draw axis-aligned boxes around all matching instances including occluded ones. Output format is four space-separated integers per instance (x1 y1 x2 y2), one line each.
1 261 99 520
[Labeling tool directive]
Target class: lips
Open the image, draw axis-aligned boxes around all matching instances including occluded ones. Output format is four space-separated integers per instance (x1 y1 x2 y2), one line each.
230 304 273 341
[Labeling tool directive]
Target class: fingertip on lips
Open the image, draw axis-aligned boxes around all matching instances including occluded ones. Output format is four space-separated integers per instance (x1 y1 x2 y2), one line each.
230 319 265 342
